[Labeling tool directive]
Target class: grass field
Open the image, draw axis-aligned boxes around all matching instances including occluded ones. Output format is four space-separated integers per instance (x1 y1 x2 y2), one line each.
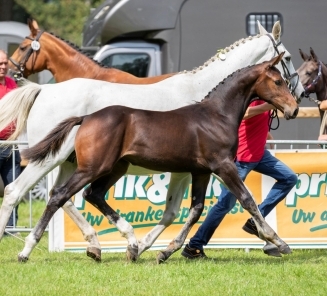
0 200 327 296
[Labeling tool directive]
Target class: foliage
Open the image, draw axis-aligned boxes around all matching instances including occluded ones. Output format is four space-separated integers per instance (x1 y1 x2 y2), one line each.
14 0 103 45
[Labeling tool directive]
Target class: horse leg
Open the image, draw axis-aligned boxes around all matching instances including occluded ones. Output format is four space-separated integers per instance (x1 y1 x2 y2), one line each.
83 161 139 261
55 161 101 262
18 169 94 262
0 160 57 240
137 172 191 256
215 161 291 255
156 173 210 264
263 241 282 257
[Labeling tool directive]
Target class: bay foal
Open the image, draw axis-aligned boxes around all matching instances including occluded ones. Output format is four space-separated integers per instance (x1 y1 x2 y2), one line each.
20 53 298 263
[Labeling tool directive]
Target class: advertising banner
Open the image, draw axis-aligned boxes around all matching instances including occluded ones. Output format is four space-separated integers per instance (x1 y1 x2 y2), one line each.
49 150 327 252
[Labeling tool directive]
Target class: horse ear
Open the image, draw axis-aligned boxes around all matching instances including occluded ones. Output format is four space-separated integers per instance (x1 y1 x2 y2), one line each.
309 47 319 62
299 49 310 61
272 21 281 41
270 52 285 67
27 19 39 37
257 21 268 35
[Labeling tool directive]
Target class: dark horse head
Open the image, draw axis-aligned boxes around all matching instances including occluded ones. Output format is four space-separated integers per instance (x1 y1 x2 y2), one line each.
298 48 327 104
298 47 327 128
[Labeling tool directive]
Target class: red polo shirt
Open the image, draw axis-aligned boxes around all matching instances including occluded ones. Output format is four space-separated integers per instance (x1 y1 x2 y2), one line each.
0 76 17 139
236 100 270 162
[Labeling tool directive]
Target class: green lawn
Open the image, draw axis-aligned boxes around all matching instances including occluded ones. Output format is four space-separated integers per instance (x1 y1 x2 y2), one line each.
0 199 327 295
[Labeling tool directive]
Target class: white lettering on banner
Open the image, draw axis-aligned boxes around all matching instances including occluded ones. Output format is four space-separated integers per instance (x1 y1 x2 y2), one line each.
135 176 149 199
73 173 223 209
124 175 149 199
114 177 125 198
125 175 138 198
309 173 326 196
208 175 223 198
285 173 327 207
147 173 170 204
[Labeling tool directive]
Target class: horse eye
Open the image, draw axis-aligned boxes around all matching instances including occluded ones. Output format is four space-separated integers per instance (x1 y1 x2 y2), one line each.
275 80 282 86
285 57 291 62
19 45 26 51
306 71 312 76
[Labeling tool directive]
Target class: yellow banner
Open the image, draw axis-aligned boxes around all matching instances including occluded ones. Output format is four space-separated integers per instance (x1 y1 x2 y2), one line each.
61 151 327 251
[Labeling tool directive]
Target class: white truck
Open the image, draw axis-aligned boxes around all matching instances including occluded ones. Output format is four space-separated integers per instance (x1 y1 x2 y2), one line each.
82 0 327 141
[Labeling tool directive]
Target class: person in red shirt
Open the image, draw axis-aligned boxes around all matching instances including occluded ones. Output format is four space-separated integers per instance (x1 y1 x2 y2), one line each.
0 49 21 232
181 100 298 259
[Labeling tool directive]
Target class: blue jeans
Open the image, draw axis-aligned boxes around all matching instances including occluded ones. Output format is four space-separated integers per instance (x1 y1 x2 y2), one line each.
0 146 21 227
189 149 298 250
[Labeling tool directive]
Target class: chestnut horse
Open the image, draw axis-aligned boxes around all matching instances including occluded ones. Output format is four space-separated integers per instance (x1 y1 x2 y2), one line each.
20 53 298 263
9 19 173 84
0 21 304 262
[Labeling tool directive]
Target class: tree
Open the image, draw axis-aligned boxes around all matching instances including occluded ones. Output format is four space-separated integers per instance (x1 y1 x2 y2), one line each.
0 0 14 21
12 0 103 45
0 0 29 22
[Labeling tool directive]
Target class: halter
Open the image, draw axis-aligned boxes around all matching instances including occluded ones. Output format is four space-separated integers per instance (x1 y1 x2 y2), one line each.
265 34 301 131
9 30 44 80
266 34 301 104
303 61 322 98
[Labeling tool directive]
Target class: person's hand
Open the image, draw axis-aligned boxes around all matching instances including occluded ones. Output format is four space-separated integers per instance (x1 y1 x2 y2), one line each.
263 103 275 111
319 100 327 111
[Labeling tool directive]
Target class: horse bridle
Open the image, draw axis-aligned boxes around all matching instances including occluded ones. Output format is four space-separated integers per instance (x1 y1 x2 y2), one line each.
303 61 322 98
266 34 301 104
9 30 44 80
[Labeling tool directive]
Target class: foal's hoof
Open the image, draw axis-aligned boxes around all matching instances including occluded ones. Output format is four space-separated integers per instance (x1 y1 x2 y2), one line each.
17 253 29 263
126 244 138 262
86 247 101 262
156 251 168 264
263 244 282 257
278 244 292 255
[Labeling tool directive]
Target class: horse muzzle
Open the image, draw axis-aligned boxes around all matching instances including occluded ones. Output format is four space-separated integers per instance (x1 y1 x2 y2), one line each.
8 69 24 82
284 107 299 120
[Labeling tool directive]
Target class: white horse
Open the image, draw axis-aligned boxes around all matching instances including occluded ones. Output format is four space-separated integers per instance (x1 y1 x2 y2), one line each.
0 21 304 262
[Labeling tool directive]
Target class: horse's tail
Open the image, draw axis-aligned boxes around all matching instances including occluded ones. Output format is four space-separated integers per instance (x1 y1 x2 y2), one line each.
0 79 42 141
21 116 85 164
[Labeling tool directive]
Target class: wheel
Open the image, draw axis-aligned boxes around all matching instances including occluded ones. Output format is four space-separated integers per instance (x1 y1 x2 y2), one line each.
30 177 47 200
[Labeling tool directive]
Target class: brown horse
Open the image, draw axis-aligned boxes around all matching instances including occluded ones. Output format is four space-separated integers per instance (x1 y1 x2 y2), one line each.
8 19 174 83
20 53 298 263
298 48 327 132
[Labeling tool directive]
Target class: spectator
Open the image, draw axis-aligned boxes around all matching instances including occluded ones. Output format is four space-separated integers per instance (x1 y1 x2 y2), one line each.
181 100 298 259
0 49 21 234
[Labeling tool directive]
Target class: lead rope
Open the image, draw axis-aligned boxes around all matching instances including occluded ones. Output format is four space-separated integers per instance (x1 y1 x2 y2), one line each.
319 110 327 135
268 109 280 131
318 111 327 149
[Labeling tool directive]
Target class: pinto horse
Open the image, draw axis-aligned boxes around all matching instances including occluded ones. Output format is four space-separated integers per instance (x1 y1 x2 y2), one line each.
20 53 298 263
0 21 304 262
9 19 173 84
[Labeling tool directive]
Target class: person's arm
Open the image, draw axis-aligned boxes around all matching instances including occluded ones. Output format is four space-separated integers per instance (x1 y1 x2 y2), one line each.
267 132 274 149
319 100 327 111
243 102 275 119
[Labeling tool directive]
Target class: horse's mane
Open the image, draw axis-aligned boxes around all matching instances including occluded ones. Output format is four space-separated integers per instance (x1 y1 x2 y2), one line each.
48 30 262 75
181 34 261 75
48 32 111 69
200 63 271 103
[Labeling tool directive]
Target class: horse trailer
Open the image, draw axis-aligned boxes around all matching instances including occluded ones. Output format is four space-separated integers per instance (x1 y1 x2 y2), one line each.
82 0 327 141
